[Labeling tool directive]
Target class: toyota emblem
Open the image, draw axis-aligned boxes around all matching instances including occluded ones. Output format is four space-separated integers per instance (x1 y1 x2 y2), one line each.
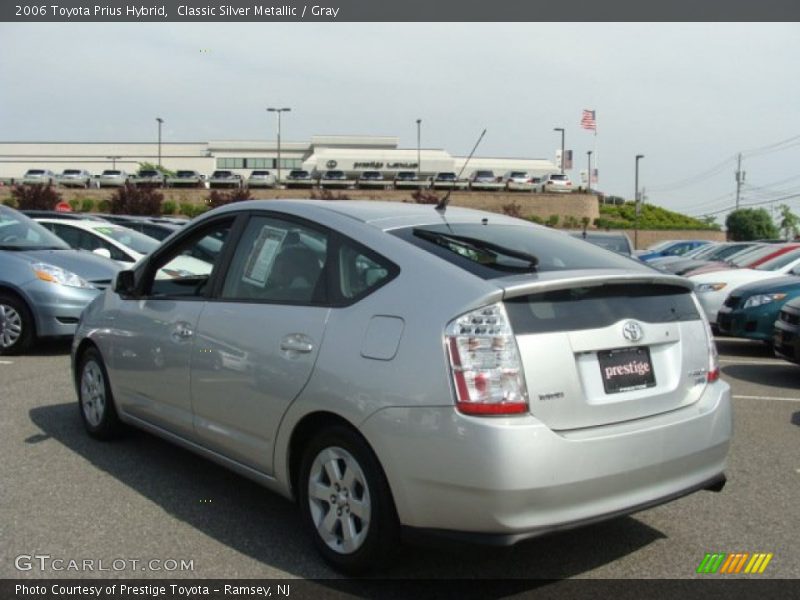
326 160 338 169
622 321 643 342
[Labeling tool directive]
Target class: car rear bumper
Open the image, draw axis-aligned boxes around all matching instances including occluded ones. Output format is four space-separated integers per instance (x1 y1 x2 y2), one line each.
360 380 731 537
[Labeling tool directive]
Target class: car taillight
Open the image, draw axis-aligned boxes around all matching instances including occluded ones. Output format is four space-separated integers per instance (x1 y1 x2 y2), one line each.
445 303 528 416
706 321 720 383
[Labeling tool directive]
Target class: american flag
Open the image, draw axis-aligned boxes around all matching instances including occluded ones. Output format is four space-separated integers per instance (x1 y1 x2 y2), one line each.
581 109 596 131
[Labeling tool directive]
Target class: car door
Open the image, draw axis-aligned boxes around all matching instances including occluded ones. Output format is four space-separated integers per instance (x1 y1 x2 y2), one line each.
189 213 331 474
106 216 237 439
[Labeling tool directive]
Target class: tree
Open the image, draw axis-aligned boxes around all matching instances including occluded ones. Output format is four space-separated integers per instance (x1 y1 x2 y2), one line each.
137 161 175 177
778 204 799 240
10 184 62 210
725 208 778 241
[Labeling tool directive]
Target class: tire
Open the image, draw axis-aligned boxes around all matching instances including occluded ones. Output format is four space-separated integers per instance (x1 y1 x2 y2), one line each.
298 425 399 574
0 293 35 355
77 347 123 440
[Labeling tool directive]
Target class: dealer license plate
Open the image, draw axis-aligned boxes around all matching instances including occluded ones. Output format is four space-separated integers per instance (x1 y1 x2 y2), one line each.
598 346 656 394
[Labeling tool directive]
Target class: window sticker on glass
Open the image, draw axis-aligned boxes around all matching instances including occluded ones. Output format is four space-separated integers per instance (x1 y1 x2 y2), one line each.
242 226 286 287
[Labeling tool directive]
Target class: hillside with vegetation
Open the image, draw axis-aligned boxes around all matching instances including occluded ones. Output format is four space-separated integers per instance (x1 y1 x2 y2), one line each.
595 202 720 231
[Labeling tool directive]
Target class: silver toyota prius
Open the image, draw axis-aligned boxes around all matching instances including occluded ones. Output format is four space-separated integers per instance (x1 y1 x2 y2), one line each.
71 200 732 572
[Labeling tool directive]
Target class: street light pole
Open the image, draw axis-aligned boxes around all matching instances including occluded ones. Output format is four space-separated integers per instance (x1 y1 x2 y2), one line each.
416 119 421 179
586 150 593 194
267 107 291 185
634 154 645 248
106 156 121 169
554 127 565 174
156 117 164 168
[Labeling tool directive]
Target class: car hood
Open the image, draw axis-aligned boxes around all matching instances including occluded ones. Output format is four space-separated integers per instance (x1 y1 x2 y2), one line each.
730 275 800 296
7 249 121 281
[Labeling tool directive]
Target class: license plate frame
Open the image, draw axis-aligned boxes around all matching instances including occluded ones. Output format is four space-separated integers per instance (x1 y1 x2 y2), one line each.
598 346 656 394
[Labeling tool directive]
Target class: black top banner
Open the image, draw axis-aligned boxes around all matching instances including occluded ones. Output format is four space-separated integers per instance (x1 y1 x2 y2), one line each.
2 0 800 22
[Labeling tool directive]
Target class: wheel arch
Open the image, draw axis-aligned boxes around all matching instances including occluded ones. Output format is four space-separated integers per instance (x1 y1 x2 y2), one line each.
285 411 394 510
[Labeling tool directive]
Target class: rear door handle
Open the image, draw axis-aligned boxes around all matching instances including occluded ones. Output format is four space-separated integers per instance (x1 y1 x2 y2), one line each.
171 322 194 342
280 334 314 354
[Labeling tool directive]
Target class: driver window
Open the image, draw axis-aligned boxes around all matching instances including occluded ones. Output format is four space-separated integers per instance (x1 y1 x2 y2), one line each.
144 219 233 298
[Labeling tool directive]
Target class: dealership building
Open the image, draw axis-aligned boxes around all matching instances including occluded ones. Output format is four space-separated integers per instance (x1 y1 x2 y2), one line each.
0 136 559 180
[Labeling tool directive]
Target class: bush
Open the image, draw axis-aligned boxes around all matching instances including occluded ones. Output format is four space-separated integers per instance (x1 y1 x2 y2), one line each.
80 198 95 213
109 184 163 215
69 199 81 212
206 187 252 209
501 202 522 218
407 189 439 205
162 200 177 215
309 188 351 201
528 215 544 225
2 198 18 208
96 198 111 213
598 202 719 231
10 183 62 210
546 214 560 228
179 202 195 217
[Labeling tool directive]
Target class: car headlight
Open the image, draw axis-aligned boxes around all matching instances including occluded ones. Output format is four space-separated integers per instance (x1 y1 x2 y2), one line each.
742 293 787 309
695 282 727 293
32 262 93 289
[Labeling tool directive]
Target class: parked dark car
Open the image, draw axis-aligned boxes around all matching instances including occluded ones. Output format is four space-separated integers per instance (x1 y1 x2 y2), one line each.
774 295 800 363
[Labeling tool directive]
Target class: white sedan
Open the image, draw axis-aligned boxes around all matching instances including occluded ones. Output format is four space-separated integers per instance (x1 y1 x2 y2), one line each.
34 218 210 277
690 247 800 324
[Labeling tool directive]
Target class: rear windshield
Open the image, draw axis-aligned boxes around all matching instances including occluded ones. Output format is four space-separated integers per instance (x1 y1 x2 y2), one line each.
26 170 45 175
475 171 494 177
756 248 800 271
63 170 81 175
510 172 527 178
571 233 631 255
549 174 567 181
176 171 196 177
138 170 158 176
251 171 270 176
91 226 160 255
289 170 308 177
505 284 700 334
392 223 648 279
102 170 121 175
436 173 456 180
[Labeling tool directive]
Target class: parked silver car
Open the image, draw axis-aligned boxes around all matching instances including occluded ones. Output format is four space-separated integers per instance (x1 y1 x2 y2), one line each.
58 169 94 188
97 170 130 188
246 170 277 189
72 200 731 572
22 169 57 186
0 205 119 354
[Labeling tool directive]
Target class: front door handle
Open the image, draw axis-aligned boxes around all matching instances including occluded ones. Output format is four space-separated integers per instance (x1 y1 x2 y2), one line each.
280 333 314 354
171 322 194 342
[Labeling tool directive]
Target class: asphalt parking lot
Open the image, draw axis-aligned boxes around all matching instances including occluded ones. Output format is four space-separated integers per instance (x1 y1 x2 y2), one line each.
1 338 798 582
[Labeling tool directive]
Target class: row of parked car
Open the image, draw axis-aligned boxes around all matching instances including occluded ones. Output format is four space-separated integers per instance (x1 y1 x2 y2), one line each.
636 238 800 364
0 200 730 574
17 168 575 193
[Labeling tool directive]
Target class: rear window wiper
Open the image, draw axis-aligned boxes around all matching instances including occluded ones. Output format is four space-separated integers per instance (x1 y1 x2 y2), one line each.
413 229 538 270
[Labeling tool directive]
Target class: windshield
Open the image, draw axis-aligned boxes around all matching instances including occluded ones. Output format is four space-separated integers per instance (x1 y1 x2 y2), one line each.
436 173 456 180
755 248 800 271
176 171 196 177
549 174 568 181
0 206 70 250
139 170 158 176
25 170 45 175
393 223 648 279
510 172 527 178
102 170 121 176
475 171 494 178
90 225 160 255
63 170 81 175
728 244 773 266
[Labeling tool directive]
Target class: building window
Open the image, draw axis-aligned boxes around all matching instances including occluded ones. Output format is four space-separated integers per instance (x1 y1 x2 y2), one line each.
217 158 245 169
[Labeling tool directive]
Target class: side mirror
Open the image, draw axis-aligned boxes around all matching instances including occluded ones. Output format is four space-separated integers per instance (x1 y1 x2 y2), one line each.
113 270 137 297
93 247 112 259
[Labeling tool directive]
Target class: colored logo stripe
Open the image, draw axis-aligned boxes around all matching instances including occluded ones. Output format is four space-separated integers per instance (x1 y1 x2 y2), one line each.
697 552 773 574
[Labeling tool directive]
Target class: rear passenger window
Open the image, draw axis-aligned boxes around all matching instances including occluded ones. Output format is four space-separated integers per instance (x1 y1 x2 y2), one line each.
338 245 390 300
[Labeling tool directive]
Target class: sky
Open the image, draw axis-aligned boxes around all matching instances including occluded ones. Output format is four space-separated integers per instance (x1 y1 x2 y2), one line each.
1 22 799 225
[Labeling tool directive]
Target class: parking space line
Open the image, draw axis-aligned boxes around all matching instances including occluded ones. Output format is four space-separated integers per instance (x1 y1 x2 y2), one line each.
733 395 800 403
719 358 788 365
0 360 13 365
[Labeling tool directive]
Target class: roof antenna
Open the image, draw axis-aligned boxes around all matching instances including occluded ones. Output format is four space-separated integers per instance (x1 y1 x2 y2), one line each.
436 128 486 213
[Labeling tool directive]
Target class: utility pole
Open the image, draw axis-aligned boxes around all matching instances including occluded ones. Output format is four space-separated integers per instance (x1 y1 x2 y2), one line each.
735 153 745 209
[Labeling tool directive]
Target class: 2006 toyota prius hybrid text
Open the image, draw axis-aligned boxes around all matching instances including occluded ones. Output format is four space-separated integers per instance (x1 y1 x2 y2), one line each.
71 200 732 572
